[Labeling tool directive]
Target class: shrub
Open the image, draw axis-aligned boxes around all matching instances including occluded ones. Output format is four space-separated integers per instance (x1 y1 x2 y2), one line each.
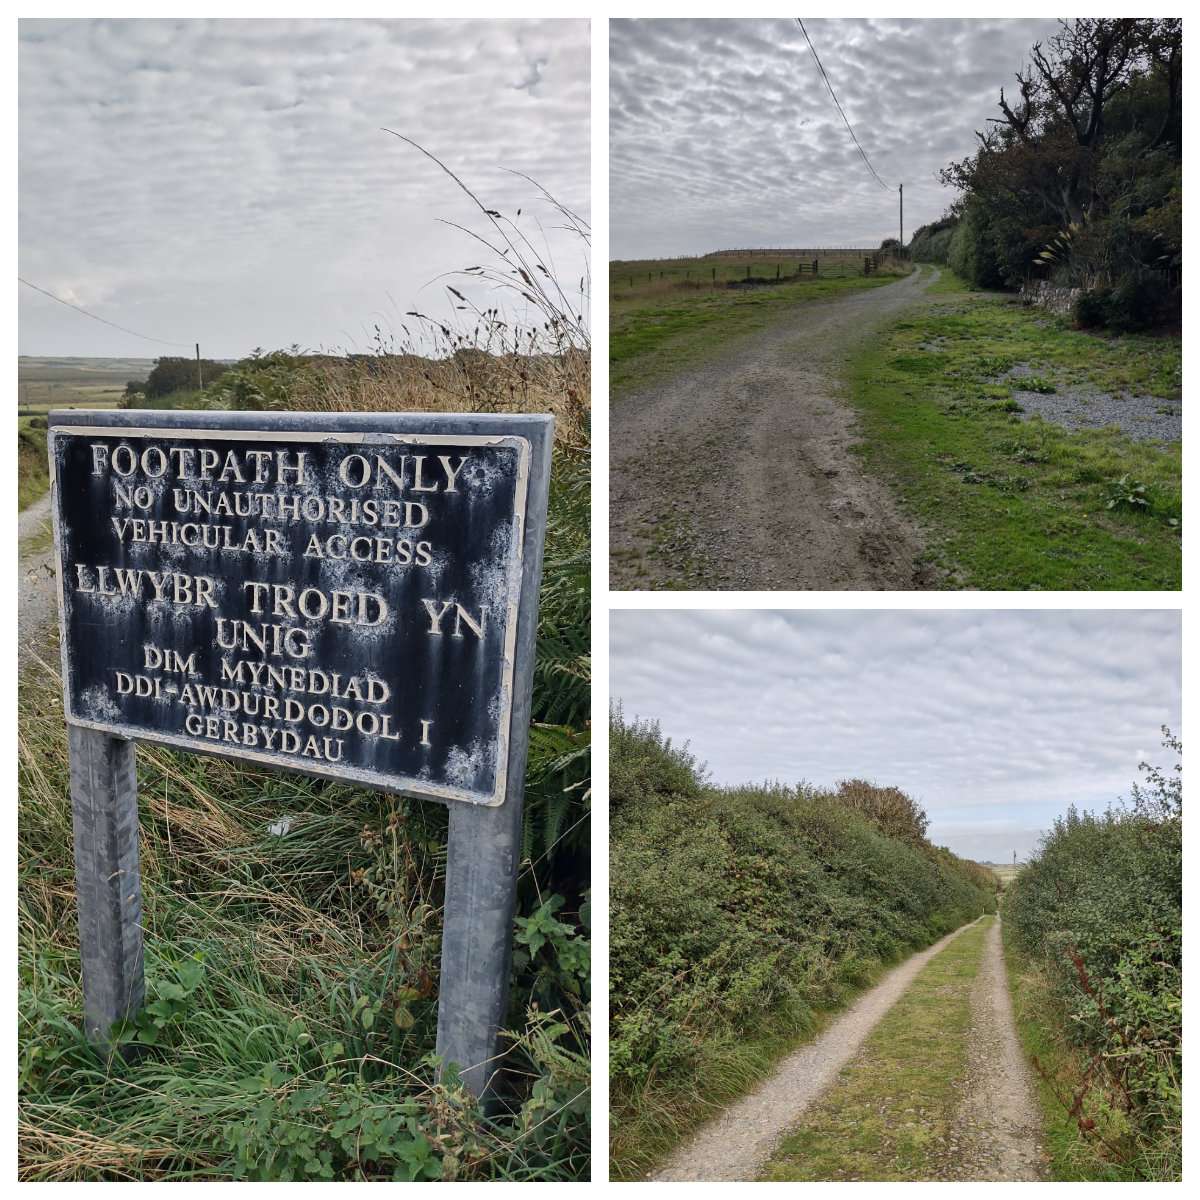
1004 729 1181 1178
1072 275 1179 333
609 703 706 814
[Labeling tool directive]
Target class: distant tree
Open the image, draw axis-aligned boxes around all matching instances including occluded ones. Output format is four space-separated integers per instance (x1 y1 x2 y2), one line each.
833 778 930 846
908 214 959 264
143 356 231 399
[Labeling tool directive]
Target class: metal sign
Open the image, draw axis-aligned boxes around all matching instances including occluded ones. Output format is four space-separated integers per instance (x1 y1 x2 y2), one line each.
52 414 538 805
49 408 554 1099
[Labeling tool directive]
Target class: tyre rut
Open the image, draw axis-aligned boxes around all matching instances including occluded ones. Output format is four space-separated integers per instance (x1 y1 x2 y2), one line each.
610 267 942 591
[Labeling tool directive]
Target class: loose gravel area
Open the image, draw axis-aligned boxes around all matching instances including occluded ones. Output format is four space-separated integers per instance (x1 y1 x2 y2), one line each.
1004 364 1181 443
650 918 981 1182
610 267 944 591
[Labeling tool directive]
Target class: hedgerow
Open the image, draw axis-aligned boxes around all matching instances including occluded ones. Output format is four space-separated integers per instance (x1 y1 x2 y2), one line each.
609 707 996 1178
1003 730 1181 1179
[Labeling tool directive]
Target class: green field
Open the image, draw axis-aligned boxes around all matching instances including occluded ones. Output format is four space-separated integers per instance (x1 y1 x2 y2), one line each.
610 253 907 401
18 356 155 413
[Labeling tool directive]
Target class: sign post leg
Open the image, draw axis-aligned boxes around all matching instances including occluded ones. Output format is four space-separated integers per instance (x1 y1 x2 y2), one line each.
435 789 524 1102
67 724 145 1052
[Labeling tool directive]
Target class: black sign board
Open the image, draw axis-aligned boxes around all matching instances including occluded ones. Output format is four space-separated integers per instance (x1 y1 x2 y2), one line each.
51 411 543 806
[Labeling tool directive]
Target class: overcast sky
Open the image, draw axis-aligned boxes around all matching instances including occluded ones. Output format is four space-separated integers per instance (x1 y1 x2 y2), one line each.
610 17 1065 259
18 18 590 360
610 609 1181 864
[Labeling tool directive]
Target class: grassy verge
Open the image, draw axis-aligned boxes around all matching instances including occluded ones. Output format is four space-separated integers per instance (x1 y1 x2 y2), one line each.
611 266 910 402
18 420 51 512
1002 930 1127 1181
761 917 989 1182
851 270 1181 589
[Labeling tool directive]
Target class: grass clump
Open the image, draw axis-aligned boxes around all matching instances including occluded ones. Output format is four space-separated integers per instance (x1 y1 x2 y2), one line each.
608 707 997 1180
1002 730 1181 1180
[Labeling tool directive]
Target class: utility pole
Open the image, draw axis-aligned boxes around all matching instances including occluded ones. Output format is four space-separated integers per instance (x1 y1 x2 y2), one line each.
899 183 904 251
196 343 203 390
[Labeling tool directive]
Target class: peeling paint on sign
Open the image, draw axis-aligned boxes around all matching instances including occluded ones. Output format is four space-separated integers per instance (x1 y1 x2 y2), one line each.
50 417 539 806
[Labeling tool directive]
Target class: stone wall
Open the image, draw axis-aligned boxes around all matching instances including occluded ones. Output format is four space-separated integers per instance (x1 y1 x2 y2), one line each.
1019 279 1084 316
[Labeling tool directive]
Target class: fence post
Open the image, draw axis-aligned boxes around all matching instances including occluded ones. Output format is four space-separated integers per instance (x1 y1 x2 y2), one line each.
813 259 818 276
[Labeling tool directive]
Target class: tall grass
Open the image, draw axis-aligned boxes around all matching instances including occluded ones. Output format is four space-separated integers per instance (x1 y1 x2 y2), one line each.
17 154 590 1181
203 137 590 452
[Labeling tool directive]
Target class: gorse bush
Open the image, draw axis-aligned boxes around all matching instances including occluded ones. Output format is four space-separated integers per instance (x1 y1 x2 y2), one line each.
609 707 995 1179
1004 730 1181 1179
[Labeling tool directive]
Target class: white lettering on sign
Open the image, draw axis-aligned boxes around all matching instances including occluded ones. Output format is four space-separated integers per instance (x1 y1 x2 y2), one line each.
55 423 534 804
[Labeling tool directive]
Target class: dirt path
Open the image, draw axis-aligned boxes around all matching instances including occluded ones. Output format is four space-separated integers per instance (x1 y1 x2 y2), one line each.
610 267 942 590
651 917 981 1182
18 494 58 674
953 914 1047 1180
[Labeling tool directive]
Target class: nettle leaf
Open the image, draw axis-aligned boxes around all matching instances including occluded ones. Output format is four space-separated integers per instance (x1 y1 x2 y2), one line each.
176 960 205 993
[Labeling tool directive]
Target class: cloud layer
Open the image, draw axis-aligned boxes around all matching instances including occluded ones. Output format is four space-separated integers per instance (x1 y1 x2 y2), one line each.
19 18 590 358
610 17 1063 258
610 609 1181 863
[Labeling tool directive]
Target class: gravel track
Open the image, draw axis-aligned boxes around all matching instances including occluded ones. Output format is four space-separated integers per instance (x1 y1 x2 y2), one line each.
650 917 981 1182
18 494 58 675
952 915 1047 1180
610 267 943 591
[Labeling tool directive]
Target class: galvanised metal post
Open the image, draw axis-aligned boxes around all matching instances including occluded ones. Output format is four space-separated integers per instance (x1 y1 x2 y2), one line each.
435 414 552 1102
67 724 145 1055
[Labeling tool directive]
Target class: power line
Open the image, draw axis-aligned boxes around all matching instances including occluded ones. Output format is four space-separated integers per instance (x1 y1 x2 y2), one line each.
18 276 191 348
796 18 894 192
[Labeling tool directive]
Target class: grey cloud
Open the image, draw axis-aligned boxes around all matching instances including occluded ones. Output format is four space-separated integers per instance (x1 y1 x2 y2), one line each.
611 17 1062 258
610 610 1180 863
19 17 589 357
